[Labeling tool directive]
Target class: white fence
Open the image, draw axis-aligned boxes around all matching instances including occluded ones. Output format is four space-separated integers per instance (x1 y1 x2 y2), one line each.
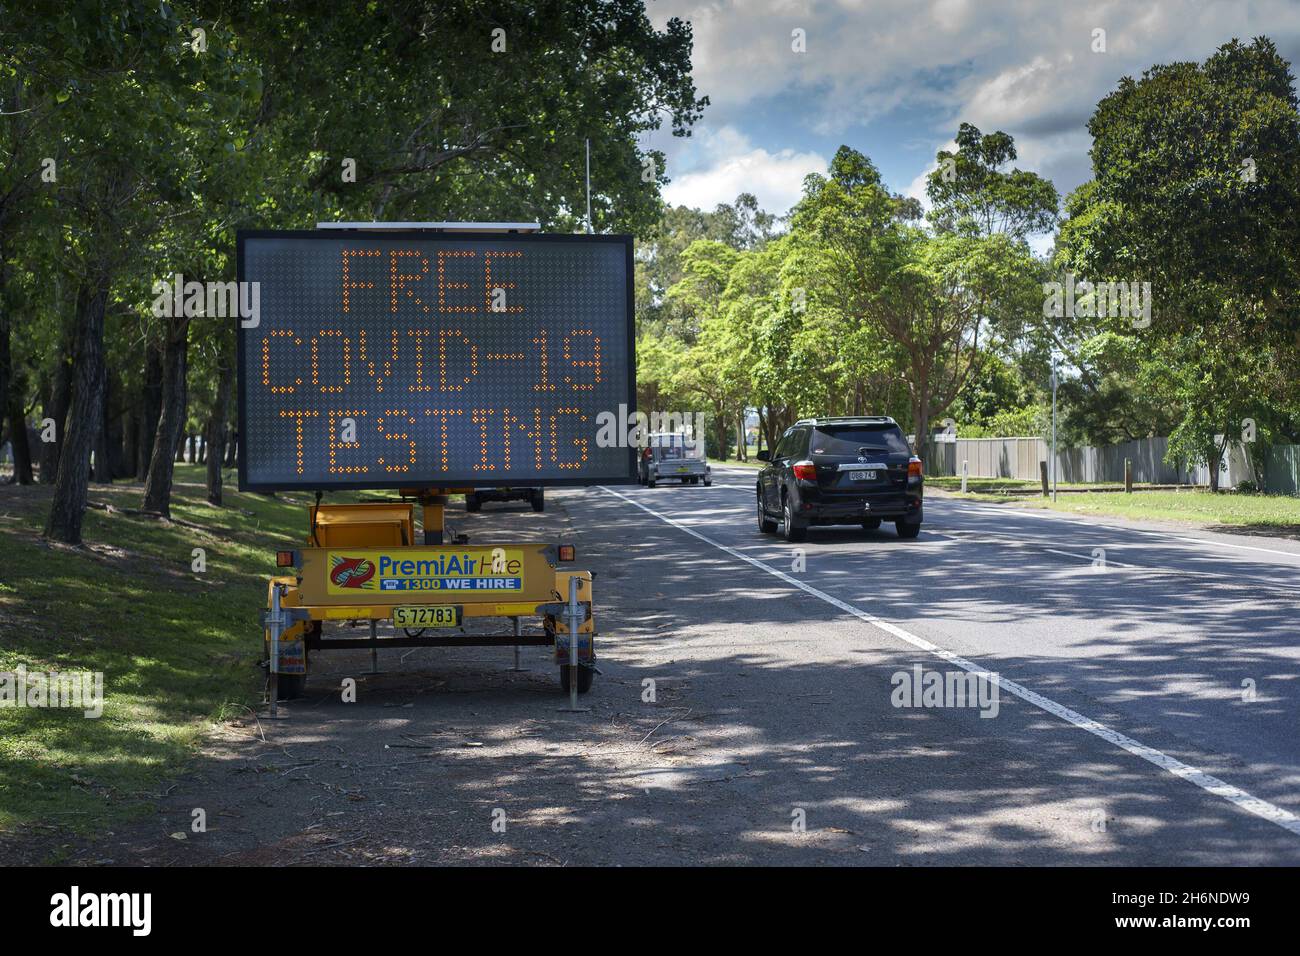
923 435 1300 489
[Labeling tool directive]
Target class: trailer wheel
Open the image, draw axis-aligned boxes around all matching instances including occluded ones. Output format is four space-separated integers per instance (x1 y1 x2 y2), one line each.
531 489 545 512
275 673 308 700
465 493 481 512
560 663 595 694
268 623 313 700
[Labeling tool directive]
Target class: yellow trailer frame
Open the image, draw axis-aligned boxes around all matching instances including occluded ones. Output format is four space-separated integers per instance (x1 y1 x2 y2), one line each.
262 489 595 706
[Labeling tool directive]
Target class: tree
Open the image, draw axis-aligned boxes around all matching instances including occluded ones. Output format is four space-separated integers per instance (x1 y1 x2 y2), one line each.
3 0 708 539
1059 37 1300 480
215 0 705 233
927 123 1059 241
790 145 1043 447
637 193 779 336
29 3 217 541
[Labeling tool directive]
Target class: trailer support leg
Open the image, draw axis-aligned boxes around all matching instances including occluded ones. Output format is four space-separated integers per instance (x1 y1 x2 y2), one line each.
370 619 379 674
559 575 589 713
269 584 281 718
511 616 523 671
262 583 289 719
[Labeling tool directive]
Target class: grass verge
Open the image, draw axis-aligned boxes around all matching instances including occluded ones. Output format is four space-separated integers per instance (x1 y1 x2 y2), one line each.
0 465 363 845
944 486 1300 530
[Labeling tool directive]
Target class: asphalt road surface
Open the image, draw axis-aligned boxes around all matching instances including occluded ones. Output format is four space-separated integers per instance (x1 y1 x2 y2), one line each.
69 466 1300 865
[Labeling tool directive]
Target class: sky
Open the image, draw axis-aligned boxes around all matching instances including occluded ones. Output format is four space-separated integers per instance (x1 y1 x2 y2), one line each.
643 0 1300 227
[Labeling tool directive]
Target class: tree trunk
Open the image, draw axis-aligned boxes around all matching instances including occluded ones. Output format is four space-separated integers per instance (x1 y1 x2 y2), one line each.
912 398 931 458
7 400 33 484
122 407 136 479
172 368 188 462
136 343 163 480
109 401 130 479
40 355 72 484
760 406 777 451
44 281 109 544
205 349 233 505
141 318 189 515
0 255 10 457
92 372 113 483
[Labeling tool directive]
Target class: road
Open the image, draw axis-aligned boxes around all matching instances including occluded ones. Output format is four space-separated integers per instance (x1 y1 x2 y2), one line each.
74 466 1300 865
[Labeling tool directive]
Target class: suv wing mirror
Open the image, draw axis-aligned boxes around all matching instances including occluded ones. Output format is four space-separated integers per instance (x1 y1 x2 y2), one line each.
756 450 771 462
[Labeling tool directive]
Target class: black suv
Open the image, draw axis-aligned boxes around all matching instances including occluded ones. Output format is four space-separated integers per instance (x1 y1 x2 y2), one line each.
756 417 923 541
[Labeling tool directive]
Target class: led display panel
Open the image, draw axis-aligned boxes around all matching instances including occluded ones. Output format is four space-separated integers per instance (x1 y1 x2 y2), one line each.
236 230 636 490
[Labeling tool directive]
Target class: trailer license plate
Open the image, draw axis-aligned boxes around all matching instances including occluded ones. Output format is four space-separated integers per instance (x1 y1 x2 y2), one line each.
392 605 460 628
850 470 876 481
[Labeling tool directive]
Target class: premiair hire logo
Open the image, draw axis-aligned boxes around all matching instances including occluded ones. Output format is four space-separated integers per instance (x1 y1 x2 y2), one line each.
330 556 376 590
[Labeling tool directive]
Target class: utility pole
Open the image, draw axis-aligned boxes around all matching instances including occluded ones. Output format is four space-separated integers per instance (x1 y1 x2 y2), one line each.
1050 356 1058 502
585 138 592 235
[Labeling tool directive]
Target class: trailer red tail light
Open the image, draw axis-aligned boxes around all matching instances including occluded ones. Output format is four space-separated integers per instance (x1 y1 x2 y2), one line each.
276 550 294 567
792 461 818 481
557 544 576 562
908 458 924 479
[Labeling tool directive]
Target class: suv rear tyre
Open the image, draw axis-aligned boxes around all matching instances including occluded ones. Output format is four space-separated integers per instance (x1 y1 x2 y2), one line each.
862 517 882 530
896 520 921 539
782 497 807 543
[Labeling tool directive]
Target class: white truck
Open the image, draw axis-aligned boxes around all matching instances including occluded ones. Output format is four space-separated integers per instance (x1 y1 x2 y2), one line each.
637 432 712 487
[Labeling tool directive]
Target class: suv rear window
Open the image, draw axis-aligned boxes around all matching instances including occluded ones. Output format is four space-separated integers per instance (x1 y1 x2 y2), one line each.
811 424 911 456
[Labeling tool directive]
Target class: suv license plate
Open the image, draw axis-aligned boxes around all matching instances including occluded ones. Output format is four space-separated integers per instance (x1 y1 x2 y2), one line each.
392 605 460 628
850 470 876 481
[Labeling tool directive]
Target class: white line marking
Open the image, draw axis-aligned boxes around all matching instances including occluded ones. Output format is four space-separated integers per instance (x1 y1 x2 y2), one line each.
600 485 1300 838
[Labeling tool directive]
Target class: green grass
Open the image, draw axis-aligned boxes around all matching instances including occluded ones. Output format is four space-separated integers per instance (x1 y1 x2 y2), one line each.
950 487 1300 529
0 465 368 842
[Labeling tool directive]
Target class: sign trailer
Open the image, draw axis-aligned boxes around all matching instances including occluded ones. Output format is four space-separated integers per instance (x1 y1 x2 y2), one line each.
241 227 635 710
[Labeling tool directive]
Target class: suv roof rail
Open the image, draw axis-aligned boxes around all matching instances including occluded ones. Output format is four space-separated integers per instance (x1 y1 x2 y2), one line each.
793 416 897 426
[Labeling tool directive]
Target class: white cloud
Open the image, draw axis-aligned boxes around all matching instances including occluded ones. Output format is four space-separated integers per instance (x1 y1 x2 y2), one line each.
662 126 827 216
649 0 1300 198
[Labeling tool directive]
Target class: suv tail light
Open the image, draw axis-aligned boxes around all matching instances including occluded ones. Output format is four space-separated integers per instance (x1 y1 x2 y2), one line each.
793 461 818 481
908 458 923 479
